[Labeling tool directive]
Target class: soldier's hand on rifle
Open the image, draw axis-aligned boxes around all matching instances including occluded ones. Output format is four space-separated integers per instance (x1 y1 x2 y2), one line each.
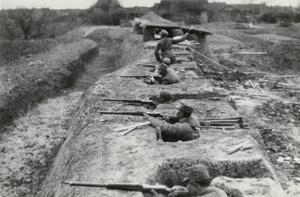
151 189 166 197
166 185 188 197
150 76 155 83
170 185 188 192
161 114 170 121
143 113 150 118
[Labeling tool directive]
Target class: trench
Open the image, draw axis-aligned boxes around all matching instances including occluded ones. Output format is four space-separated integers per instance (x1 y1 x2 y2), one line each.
0 30 143 197
145 158 274 197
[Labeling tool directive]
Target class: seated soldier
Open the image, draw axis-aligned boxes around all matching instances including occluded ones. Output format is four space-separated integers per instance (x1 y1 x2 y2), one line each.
144 104 200 142
151 164 228 197
144 63 180 85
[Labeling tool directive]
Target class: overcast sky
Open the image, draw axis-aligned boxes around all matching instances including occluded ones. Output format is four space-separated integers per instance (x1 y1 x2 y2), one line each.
0 0 299 9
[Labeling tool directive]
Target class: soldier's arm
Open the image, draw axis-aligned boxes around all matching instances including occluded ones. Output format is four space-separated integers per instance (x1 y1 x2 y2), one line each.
171 33 188 44
154 43 162 62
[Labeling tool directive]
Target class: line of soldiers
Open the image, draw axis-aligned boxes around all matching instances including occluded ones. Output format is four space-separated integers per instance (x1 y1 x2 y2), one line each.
107 28 229 197
148 29 228 197
144 28 201 143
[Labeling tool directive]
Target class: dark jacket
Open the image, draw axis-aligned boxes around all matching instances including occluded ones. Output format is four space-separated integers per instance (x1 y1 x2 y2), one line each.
161 68 181 85
149 115 200 142
167 187 228 197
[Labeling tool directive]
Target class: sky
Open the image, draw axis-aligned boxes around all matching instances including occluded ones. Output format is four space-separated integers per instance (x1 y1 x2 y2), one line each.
0 0 299 9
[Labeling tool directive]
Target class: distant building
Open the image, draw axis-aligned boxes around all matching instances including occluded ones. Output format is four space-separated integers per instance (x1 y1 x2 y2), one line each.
152 0 209 24
207 3 266 23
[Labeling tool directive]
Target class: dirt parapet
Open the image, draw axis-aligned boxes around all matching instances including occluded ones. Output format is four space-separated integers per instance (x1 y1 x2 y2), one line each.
40 34 286 197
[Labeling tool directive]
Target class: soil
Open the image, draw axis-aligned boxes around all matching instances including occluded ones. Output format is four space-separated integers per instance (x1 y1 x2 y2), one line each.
1 22 300 196
0 27 142 197
201 22 300 196
0 46 110 197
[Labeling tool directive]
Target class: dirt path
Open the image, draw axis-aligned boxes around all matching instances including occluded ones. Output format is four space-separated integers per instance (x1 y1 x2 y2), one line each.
0 91 82 197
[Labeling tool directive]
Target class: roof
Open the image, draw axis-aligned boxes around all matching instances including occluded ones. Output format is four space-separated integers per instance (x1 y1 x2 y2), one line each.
135 11 212 35
138 11 177 26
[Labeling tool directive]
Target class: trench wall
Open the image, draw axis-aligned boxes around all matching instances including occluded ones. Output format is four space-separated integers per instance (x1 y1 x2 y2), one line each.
0 39 98 132
40 32 286 197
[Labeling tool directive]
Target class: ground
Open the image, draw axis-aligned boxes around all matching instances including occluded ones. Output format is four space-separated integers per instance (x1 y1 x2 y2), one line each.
0 22 299 196
201 22 300 196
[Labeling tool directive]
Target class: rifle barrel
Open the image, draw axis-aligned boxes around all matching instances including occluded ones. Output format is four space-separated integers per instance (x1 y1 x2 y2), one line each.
100 111 162 117
137 63 156 67
103 99 154 104
61 181 107 187
61 181 171 194
100 111 144 116
121 74 161 78
121 75 148 78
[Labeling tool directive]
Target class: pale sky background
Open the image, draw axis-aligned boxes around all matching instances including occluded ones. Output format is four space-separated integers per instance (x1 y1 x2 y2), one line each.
0 0 299 9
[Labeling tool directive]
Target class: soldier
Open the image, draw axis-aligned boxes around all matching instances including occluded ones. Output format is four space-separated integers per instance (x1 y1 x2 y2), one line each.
155 91 175 110
148 57 172 78
154 29 190 64
162 57 171 67
144 104 200 142
151 164 228 197
144 91 174 110
144 63 180 85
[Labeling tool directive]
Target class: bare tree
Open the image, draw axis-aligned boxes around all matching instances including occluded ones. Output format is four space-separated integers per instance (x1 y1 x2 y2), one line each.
13 8 35 39
2 8 50 40
3 20 16 40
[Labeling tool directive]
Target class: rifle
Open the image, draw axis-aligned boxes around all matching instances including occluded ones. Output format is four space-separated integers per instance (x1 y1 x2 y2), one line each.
103 99 156 105
61 181 172 194
103 99 158 109
137 63 157 68
100 111 164 118
121 73 161 79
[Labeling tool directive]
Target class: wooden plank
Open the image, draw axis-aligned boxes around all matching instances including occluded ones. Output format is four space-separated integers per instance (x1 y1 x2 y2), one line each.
233 51 267 55
113 122 151 132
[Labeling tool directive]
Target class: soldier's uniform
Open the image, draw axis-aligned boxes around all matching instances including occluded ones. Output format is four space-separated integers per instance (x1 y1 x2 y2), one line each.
161 67 181 85
154 30 189 64
146 64 180 85
147 105 200 142
152 165 228 197
148 114 200 142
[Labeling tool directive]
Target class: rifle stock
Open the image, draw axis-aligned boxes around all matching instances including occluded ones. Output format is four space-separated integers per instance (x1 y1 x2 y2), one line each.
61 181 172 194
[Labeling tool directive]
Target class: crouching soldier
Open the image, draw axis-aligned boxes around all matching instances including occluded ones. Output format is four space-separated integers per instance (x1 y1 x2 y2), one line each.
144 63 180 85
151 164 228 197
144 104 200 142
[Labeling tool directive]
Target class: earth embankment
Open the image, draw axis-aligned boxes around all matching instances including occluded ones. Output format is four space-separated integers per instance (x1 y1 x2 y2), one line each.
0 27 144 197
0 39 98 132
40 29 287 197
